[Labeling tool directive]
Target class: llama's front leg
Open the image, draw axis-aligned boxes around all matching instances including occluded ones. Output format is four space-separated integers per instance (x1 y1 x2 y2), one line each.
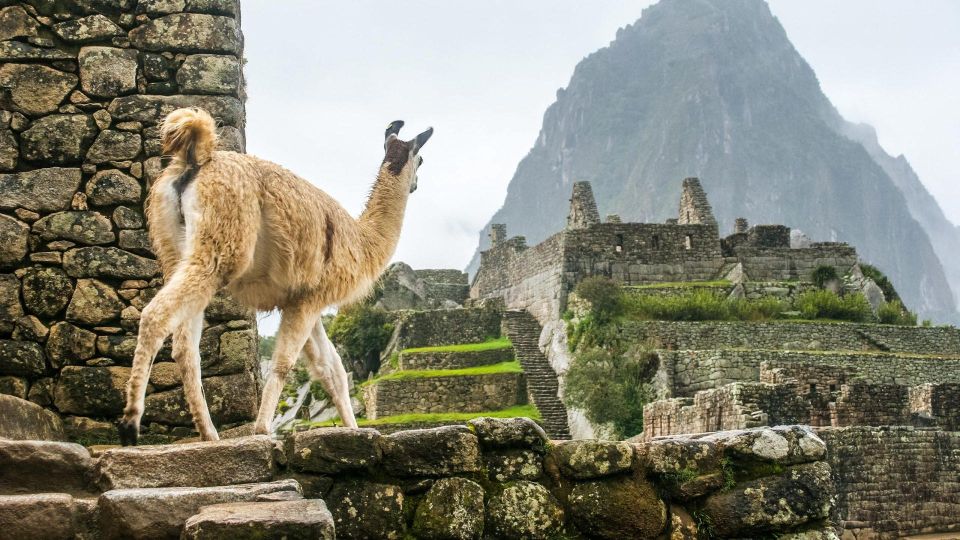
304 321 358 428
172 313 219 441
254 307 320 435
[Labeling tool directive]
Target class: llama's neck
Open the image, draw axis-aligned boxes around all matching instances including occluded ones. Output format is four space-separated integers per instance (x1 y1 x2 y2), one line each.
356 164 410 275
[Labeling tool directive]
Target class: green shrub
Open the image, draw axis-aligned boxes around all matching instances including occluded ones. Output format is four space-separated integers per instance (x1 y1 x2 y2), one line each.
563 346 657 438
795 290 872 322
811 265 839 289
877 300 917 326
575 277 624 322
859 263 902 303
328 304 395 374
728 296 788 321
258 335 275 360
623 289 731 321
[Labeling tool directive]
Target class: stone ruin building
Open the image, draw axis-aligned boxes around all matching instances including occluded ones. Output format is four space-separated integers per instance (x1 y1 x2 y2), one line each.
0 1 956 538
0 0 257 446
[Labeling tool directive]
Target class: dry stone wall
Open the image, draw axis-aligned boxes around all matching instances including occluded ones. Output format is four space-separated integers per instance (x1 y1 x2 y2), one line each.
0 0 258 444
362 372 527 419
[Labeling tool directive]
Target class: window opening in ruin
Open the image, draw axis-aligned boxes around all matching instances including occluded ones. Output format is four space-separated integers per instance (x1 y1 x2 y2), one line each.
651 235 661 250
829 384 837 393
684 235 692 250
615 234 624 253
809 383 817 394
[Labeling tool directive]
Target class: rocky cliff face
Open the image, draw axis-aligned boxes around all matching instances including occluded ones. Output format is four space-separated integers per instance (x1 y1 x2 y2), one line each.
472 0 958 321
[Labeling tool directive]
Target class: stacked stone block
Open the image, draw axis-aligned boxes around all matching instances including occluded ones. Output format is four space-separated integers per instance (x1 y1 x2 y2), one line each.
0 0 258 444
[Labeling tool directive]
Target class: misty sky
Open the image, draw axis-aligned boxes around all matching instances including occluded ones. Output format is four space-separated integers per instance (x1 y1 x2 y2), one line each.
243 0 960 335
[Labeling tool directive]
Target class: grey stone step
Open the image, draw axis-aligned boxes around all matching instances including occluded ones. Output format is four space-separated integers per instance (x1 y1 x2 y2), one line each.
97 479 302 539
182 499 334 539
0 493 76 540
95 435 275 490
0 439 95 495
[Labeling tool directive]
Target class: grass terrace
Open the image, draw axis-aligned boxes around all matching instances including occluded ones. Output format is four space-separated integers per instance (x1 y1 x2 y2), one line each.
362 361 523 386
401 337 513 354
305 404 542 428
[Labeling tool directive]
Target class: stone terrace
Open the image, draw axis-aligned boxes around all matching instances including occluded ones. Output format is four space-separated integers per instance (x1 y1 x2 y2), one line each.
0 422 837 539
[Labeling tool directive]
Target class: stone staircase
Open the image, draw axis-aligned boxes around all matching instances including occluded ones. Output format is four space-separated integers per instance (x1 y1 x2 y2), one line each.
502 310 571 440
0 437 334 539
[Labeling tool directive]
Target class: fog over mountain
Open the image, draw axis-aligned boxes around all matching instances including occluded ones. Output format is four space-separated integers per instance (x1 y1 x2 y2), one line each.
470 0 959 321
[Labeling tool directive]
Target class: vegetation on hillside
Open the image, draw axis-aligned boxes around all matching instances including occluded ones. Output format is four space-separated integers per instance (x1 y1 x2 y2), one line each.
327 304 395 378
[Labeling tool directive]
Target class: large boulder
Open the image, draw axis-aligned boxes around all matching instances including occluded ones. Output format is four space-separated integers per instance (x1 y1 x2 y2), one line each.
467 416 548 452
0 168 82 213
381 425 481 476
287 427 382 474
326 480 404 540
33 211 115 245
0 64 76 115
699 425 827 465
97 479 302 540
182 499 335 540
0 340 45 377
0 439 93 493
0 394 65 441
486 481 564 540
702 461 834 537
96 436 274 490
568 474 667 540
129 13 242 54
412 477 485 540
20 114 97 165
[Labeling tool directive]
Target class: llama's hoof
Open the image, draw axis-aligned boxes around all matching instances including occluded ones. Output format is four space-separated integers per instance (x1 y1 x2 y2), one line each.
118 419 139 446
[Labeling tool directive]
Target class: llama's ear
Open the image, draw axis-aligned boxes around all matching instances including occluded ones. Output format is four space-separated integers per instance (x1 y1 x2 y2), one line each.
385 120 404 141
412 127 434 152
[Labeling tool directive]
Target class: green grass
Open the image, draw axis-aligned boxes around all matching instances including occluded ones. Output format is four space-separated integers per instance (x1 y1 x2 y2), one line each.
628 280 731 289
307 404 541 427
402 337 512 354
362 361 522 386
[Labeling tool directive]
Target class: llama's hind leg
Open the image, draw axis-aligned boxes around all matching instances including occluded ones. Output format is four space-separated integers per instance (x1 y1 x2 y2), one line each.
172 313 219 441
303 321 357 428
254 306 321 435
120 268 218 445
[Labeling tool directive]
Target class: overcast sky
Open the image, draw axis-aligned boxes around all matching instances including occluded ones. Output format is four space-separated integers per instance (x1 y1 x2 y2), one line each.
243 0 960 335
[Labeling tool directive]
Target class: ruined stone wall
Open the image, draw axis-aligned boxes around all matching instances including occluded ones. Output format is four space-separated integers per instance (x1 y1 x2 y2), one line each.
0 0 257 444
818 426 960 538
562 222 723 285
470 233 565 323
362 372 526 419
732 243 858 281
620 320 960 354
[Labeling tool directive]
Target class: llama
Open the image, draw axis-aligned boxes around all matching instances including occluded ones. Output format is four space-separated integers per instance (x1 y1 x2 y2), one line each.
119 108 432 445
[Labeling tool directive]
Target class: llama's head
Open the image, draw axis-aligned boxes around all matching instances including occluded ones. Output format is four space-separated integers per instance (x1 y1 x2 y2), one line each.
383 120 433 193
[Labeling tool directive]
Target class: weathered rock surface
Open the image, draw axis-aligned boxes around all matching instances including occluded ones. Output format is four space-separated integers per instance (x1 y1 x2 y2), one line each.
66 279 125 325
326 480 404 540
699 425 826 465
0 6 39 41
0 41 74 62
468 416 548 452
96 436 274 490
78 47 139 98
549 439 634 479
108 94 243 126
20 114 98 165
0 394 65 441
0 64 77 115
568 474 667 540
46 322 96 368
33 211 115 245
413 477 485 540
0 168 82 212
177 54 241 95
86 129 142 162
0 439 93 494
0 125 16 170
143 371 258 426
53 14 124 43
0 493 76 539
288 427 382 474
86 170 142 206
0 340 45 377
381 425 481 476
182 499 335 540
484 448 543 482
702 461 833 537
486 481 564 540
0 274 23 324
21 266 74 317
97 479 301 540
129 13 242 54
63 247 159 279
53 365 129 416
0 214 28 265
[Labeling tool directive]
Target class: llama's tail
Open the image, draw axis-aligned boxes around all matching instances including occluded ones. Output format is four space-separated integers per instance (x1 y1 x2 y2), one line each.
160 107 218 166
